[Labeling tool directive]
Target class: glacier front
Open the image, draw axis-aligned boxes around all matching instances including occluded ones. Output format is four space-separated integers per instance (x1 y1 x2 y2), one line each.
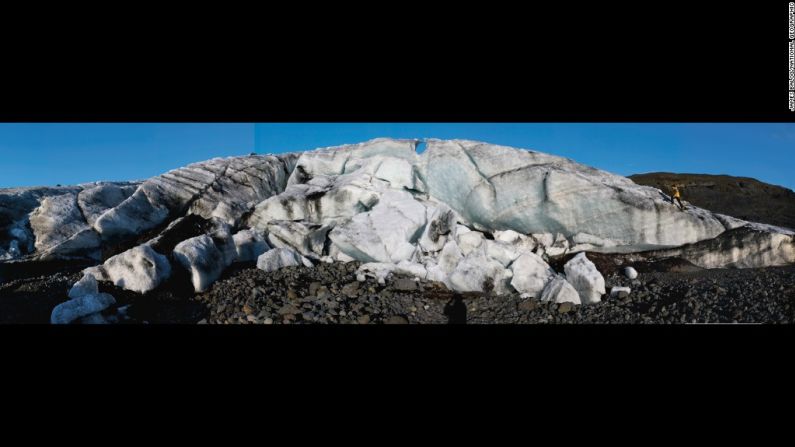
2 138 793 314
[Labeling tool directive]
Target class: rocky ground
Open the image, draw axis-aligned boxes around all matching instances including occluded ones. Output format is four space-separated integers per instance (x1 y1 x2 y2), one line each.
3 259 792 324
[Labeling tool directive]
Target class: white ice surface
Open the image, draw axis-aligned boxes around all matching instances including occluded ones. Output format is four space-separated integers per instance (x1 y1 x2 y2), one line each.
173 232 236 292
564 253 606 304
509 252 556 298
256 247 313 272
539 276 581 304
51 292 116 324
232 229 271 262
103 244 172 293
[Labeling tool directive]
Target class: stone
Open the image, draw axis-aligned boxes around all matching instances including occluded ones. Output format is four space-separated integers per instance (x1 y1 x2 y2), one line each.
341 282 360 297
393 278 418 291
558 302 573 313
610 286 631 299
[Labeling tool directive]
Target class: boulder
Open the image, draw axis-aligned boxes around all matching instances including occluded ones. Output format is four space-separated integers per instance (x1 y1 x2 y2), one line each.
103 244 172 293
539 276 581 304
564 253 606 304
256 247 313 273
50 292 116 324
232 229 271 262
173 231 236 292
509 252 556 298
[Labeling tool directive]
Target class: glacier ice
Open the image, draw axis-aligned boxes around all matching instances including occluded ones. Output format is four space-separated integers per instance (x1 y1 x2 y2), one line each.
356 262 428 285
101 244 172 293
509 252 556 298
256 247 313 273
265 220 331 260
539 276 581 304
28 193 101 260
647 224 795 269
173 231 237 292
328 189 426 264
68 273 99 299
232 229 271 262
52 272 115 325
77 183 138 227
4 137 794 301
564 253 606 304
51 292 116 324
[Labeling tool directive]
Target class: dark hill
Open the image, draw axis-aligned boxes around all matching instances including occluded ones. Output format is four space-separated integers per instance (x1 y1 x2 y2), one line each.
628 173 795 230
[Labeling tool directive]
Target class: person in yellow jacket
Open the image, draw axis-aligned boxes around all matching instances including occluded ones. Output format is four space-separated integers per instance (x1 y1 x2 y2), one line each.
670 184 686 211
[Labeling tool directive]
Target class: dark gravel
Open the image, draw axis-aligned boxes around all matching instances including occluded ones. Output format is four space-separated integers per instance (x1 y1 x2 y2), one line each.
2 260 794 324
188 261 795 324
0 271 82 323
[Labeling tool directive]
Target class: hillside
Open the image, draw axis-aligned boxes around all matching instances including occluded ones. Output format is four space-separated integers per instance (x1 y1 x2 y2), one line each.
628 173 795 230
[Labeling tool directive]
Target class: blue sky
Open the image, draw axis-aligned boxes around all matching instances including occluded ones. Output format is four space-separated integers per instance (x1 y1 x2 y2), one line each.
1 123 793 190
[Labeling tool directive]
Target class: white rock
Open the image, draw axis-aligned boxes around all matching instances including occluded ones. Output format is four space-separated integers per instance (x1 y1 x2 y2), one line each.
432 240 464 276
103 244 171 293
483 239 521 267
232 229 271 262
51 292 116 324
624 266 638 279
287 138 418 183
454 224 472 236
395 260 428 279
494 229 522 244
544 233 570 257
373 156 425 191
509 252 556 298
266 220 331 259
356 262 395 285
456 230 484 255
82 265 108 282
173 232 236 292
564 253 606 304
256 247 313 272
68 273 99 299
539 276 581 304
0 239 21 260
610 286 631 298
418 204 456 253
329 190 426 263
448 248 513 294
249 177 380 227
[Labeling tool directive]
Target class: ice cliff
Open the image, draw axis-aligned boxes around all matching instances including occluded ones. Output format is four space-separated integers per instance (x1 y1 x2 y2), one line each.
1 138 793 309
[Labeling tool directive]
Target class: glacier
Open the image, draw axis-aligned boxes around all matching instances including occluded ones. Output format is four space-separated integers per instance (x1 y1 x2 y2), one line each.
2 138 793 320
